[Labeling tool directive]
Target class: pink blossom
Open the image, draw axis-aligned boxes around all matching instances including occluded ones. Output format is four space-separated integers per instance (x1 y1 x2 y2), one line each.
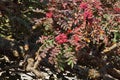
80 2 88 10
55 33 68 44
114 7 120 14
46 11 53 18
73 35 79 42
83 10 93 20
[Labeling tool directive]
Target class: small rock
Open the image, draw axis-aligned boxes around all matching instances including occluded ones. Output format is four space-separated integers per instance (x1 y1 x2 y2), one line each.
18 73 33 80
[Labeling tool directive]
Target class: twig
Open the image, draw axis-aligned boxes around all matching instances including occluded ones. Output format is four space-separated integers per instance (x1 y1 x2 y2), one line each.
102 42 120 53
0 56 10 62
106 67 120 79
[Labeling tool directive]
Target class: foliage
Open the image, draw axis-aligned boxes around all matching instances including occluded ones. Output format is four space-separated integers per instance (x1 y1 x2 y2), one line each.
36 0 120 71
0 0 120 79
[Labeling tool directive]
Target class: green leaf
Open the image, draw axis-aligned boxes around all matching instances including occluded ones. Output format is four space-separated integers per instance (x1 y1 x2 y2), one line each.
67 60 72 65
71 62 74 68
59 66 64 71
113 32 120 42
67 60 74 68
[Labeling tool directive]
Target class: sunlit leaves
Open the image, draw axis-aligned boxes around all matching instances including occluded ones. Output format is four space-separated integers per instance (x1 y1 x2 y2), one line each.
34 0 120 72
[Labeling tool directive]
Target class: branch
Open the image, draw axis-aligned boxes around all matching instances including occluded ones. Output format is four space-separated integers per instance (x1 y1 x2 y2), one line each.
102 42 120 53
26 58 44 79
106 67 120 79
0 56 10 62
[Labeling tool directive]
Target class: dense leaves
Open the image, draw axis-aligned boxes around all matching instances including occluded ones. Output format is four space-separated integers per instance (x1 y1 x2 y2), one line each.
0 0 120 79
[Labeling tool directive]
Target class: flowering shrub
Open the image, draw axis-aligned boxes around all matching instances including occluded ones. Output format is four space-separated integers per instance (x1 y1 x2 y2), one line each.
0 0 120 79
80 2 88 10
34 0 120 69
34 0 120 74
55 33 68 44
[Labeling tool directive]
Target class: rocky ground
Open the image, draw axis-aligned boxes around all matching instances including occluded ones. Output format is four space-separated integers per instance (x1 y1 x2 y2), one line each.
0 60 119 80
0 52 119 80
0 61 78 80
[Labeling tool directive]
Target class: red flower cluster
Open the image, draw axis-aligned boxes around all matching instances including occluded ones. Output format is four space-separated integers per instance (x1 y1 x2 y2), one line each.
73 35 79 42
46 11 53 18
55 33 68 44
114 7 120 14
80 2 88 10
83 10 93 20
